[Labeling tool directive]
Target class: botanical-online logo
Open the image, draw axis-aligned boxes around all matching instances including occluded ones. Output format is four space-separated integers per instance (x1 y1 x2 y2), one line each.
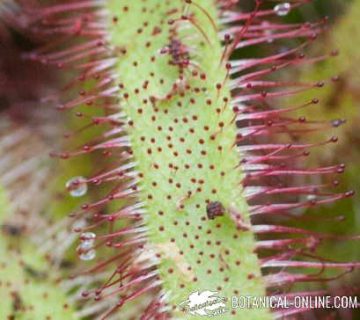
179 291 228 317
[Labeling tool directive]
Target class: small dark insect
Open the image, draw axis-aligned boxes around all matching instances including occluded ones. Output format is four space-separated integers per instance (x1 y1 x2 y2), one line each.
206 201 225 220
161 39 190 69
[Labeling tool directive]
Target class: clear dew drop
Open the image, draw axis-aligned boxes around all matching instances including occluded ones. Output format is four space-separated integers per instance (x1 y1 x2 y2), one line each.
306 194 317 201
274 3 291 16
73 219 86 230
66 176 88 197
331 119 346 128
79 249 96 261
80 232 96 242
80 241 93 250
79 232 96 249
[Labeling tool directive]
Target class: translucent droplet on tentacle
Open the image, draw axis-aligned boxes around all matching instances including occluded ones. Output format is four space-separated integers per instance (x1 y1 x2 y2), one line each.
79 249 96 261
66 176 88 197
274 3 291 16
306 194 317 202
80 232 96 242
79 232 96 249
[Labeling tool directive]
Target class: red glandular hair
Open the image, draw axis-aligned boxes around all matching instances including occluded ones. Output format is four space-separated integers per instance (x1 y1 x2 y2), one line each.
8 0 359 319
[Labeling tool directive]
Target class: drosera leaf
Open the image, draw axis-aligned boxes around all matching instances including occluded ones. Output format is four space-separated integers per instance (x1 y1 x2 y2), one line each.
104 0 269 318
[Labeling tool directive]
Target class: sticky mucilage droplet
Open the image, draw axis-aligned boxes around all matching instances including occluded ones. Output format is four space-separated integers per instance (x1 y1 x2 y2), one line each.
80 232 96 242
274 3 291 16
66 176 88 197
77 232 97 261
79 249 96 261
79 232 96 249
